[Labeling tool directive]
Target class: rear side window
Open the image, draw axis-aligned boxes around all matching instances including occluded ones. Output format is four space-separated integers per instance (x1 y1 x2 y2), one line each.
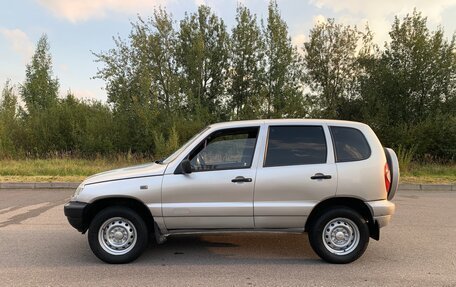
264 126 327 167
330 126 371 162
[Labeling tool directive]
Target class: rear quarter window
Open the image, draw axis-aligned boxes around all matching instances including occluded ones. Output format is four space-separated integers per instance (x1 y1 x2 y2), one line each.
330 126 371 162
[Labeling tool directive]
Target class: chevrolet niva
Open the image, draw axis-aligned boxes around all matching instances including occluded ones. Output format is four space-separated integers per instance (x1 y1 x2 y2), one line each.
65 119 398 264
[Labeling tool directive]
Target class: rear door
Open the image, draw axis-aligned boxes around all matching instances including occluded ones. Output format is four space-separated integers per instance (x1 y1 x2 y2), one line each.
254 124 337 229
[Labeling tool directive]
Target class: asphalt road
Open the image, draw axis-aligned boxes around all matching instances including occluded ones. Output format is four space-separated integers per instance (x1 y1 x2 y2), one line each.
0 188 455 287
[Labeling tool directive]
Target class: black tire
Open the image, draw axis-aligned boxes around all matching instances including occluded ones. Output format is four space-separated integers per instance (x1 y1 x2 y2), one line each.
88 206 148 264
308 207 369 264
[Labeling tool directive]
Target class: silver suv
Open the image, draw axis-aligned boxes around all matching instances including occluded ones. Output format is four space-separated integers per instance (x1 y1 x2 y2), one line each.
64 119 399 264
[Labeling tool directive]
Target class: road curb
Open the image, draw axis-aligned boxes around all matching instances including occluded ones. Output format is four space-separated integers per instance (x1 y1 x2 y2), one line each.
398 184 421 190
0 182 454 191
399 183 454 191
0 182 80 189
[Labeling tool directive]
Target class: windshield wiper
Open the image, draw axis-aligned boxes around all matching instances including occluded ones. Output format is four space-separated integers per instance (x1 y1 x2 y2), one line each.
154 158 165 164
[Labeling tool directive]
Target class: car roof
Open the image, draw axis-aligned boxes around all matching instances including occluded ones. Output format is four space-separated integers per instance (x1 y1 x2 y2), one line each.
209 119 368 129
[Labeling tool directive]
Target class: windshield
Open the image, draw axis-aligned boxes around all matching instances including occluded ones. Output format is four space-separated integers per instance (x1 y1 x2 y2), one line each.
160 126 210 164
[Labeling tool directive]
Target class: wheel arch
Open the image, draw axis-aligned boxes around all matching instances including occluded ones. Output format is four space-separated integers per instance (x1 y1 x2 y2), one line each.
84 197 155 234
305 197 379 240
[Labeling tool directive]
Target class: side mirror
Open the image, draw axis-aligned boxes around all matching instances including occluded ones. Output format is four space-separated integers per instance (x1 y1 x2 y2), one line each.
180 159 192 174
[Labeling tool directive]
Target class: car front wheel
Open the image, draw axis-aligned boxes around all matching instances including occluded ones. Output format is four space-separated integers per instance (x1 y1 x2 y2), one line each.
308 207 369 264
88 206 148 264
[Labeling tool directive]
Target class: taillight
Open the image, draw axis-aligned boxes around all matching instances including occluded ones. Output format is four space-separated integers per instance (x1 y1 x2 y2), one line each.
384 162 391 193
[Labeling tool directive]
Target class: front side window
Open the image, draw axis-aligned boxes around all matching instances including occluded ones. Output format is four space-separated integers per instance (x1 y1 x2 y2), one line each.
330 126 371 162
188 127 259 172
264 126 327 167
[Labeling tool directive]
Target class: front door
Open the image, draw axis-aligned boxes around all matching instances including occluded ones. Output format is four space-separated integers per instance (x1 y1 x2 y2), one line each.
162 126 260 230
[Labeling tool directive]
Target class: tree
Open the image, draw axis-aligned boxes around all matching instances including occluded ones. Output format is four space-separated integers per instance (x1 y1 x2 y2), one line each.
0 80 17 117
360 10 456 159
384 10 455 123
177 5 230 122
145 8 181 114
0 81 19 156
94 14 160 153
89 4 455 160
229 5 264 120
262 1 304 118
304 19 373 119
21 34 59 111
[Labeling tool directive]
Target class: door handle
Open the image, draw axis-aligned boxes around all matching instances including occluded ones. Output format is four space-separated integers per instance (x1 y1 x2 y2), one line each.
231 176 252 183
311 173 332 180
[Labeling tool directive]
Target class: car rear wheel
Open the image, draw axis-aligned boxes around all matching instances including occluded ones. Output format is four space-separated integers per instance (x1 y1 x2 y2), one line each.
308 207 369 264
88 206 148 264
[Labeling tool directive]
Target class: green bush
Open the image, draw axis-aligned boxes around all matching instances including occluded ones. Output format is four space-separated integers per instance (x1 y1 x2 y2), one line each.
153 125 180 159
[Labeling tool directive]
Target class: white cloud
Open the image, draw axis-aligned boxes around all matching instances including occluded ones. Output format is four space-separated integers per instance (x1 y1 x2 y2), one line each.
194 0 207 6
312 14 327 25
37 0 170 23
309 0 456 44
292 33 306 48
309 0 456 21
0 28 34 63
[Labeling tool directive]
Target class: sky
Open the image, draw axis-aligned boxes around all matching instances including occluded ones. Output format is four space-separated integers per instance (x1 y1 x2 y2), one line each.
1 0 456 102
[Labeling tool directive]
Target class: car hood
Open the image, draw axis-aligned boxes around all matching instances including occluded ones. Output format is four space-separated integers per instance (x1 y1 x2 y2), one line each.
83 162 167 185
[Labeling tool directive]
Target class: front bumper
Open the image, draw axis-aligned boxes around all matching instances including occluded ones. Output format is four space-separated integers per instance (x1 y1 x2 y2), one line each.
64 201 89 233
366 200 395 228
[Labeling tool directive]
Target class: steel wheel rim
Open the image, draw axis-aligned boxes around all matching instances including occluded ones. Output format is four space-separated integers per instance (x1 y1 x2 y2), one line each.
322 217 360 256
98 217 137 256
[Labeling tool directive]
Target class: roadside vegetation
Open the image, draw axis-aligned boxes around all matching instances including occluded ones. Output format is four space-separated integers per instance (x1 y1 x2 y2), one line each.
0 156 150 182
0 1 454 183
0 157 453 184
400 163 456 184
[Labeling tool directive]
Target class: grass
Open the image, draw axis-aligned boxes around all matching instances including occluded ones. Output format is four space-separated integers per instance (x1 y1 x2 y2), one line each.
0 158 454 184
400 162 456 184
0 157 150 182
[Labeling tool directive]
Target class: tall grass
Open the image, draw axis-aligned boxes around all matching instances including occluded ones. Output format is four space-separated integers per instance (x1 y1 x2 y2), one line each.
396 145 416 172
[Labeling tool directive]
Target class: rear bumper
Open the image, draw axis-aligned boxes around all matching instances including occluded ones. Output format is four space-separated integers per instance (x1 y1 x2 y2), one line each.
64 201 89 233
366 200 395 228
373 215 393 228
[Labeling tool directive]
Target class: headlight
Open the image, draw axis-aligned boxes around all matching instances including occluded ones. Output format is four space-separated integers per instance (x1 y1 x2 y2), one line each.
72 184 85 199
